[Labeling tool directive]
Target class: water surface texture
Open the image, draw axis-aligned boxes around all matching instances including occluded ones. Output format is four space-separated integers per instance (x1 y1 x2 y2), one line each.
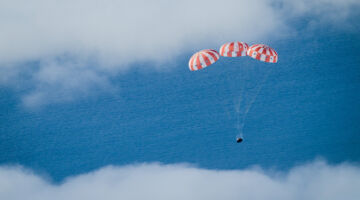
1 29 359 182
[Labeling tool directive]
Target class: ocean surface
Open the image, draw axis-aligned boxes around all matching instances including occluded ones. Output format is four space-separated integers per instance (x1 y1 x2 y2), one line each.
1 29 359 182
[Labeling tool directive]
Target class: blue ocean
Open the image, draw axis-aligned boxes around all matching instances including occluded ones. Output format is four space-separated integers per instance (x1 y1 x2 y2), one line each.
1 29 359 182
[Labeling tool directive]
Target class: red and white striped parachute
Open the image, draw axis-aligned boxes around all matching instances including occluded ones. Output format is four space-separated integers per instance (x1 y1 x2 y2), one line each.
187 43 278 142
247 44 278 63
219 42 249 57
188 49 220 71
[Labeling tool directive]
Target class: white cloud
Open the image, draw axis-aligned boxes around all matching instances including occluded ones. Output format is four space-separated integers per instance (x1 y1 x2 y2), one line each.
0 0 287 66
279 0 360 30
0 0 358 107
21 58 115 108
0 161 360 200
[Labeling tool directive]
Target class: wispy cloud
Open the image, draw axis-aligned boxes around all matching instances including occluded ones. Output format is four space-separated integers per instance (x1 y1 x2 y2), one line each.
21 58 114 108
0 0 359 107
1 161 360 200
279 0 360 30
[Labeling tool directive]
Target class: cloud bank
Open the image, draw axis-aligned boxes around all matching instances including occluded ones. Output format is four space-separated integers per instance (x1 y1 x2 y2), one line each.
0 0 286 66
0 0 359 107
1 161 360 200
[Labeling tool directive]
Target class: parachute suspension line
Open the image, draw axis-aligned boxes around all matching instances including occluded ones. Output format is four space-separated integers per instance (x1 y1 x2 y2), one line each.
234 64 249 138
235 95 243 133
237 67 273 137
223 58 245 123
222 59 240 121
243 67 272 116
234 80 245 114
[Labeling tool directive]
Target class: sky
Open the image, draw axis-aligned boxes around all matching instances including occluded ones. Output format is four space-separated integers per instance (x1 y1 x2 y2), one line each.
1 0 360 199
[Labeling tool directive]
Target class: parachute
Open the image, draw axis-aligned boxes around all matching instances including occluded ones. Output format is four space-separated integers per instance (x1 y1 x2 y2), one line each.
219 42 249 57
188 43 278 142
188 49 220 71
247 44 278 63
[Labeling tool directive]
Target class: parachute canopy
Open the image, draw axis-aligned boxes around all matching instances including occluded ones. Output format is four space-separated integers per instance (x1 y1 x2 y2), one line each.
247 44 278 63
188 49 220 71
219 42 249 57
